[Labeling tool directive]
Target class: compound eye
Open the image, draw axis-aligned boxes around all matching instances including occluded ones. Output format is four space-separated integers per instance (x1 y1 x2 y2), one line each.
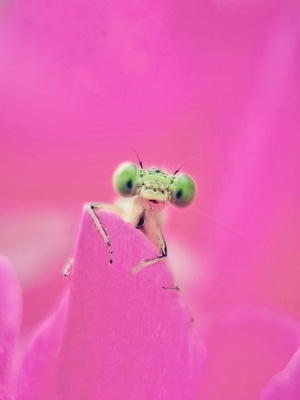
113 162 139 197
170 174 196 207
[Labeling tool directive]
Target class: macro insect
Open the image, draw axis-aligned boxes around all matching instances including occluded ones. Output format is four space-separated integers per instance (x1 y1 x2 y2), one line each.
64 159 196 276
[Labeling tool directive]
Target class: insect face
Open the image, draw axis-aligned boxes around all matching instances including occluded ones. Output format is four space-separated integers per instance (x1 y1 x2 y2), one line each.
138 168 171 204
113 162 196 208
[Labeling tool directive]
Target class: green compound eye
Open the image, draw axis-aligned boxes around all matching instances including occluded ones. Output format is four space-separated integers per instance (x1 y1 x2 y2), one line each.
170 174 196 207
113 162 139 197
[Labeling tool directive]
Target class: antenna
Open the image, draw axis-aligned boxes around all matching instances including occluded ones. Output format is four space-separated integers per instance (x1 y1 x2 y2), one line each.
173 163 185 175
173 157 195 175
132 148 143 169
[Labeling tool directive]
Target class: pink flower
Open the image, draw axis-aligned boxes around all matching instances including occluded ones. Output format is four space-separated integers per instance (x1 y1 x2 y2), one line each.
1 0 300 399
6 210 204 399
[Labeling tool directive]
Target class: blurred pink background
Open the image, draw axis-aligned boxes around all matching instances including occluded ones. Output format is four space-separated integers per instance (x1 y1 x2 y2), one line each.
0 0 300 398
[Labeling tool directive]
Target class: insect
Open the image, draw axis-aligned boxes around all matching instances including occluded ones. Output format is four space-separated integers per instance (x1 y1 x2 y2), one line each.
64 159 196 276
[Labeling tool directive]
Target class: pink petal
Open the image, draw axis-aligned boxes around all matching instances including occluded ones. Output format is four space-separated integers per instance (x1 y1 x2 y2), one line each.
197 306 300 400
17 292 69 400
18 208 204 399
260 347 300 400
0 257 22 398
0 204 75 335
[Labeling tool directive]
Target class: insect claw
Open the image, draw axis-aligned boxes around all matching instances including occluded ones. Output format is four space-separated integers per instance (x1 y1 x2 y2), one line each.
161 248 167 257
162 286 180 291
63 258 73 279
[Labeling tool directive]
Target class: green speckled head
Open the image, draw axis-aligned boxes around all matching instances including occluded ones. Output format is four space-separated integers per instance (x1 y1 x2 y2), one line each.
113 162 196 207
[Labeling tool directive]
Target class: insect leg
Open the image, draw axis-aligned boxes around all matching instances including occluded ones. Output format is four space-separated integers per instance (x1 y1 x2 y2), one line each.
87 203 118 265
162 285 180 291
131 254 167 274
131 227 168 274
63 257 73 278
63 203 125 278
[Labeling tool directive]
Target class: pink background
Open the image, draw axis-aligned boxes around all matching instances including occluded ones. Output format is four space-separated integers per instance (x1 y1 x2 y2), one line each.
0 1 300 399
